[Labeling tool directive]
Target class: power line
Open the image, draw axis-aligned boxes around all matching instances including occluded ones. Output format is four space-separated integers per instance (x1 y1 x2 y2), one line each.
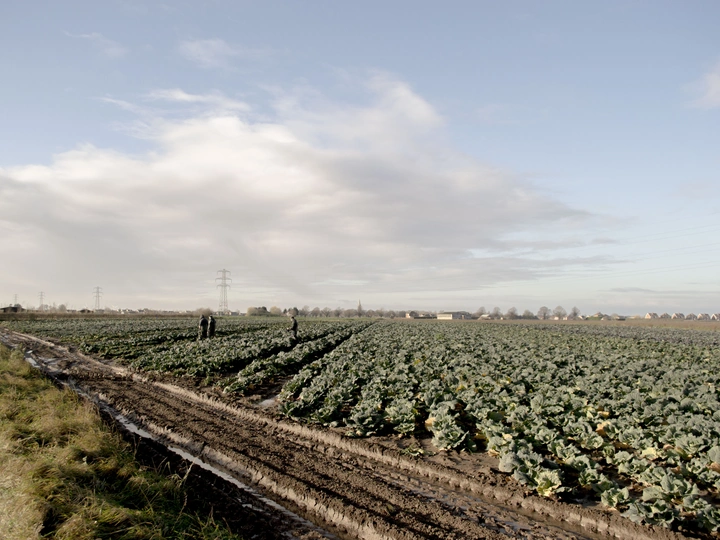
216 269 232 314
93 286 103 311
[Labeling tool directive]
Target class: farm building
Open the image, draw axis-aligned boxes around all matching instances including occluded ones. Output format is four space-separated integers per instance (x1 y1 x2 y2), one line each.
437 311 472 320
1 305 25 313
712 314 720 321
671 313 685 319
686 313 697 320
660 313 671 319
644 313 658 319
697 313 711 320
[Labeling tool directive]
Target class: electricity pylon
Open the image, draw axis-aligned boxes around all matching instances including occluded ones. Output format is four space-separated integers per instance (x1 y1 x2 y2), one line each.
93 286 103 311
38 291 45 312
216 270 231 314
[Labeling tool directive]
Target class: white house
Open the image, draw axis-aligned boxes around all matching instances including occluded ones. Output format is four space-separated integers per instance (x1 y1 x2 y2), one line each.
697 313 711 320
711 313 720 321
645 312 658 319
437 311 472 320
671 313 685 319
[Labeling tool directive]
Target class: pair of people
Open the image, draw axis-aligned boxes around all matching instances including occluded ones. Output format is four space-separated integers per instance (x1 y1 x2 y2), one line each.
198 315 216 339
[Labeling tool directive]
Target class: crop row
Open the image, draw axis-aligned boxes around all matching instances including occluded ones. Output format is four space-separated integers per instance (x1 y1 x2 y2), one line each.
276 321 720 532
131 320 368 377
223 320 374 394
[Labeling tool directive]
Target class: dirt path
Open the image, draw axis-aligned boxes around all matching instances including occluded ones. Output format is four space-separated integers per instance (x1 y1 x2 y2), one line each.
0 329 694 540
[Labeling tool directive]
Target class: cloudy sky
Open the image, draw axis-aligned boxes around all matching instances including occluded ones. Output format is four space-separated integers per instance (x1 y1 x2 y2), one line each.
2 1 719 314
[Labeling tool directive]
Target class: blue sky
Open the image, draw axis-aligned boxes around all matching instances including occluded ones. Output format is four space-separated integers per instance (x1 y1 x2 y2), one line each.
1 1 719 314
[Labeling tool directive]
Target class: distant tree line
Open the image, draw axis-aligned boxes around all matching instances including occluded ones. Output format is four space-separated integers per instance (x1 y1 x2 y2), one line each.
246 305 410 318
245 304 583 320
474 306 581 320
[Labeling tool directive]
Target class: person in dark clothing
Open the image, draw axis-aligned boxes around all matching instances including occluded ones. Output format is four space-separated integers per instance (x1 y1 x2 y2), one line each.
198 314 209 339
208 315 216 338
288 315 298 341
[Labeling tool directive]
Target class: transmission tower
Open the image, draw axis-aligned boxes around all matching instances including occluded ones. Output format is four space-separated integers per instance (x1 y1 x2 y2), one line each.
13 294 18 306
38 291 45 311
93 286 103 311
216 269 232 314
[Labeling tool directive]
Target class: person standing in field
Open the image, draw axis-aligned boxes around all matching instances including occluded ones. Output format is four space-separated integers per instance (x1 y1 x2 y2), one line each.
208 315 216 338
288 315 298 342
198 314 209 340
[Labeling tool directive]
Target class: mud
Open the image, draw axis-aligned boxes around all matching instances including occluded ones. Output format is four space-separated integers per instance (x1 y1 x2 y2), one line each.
0 329 699 540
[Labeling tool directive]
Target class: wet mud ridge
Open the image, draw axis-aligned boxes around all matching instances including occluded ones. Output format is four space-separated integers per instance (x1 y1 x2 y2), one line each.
1 330 692 540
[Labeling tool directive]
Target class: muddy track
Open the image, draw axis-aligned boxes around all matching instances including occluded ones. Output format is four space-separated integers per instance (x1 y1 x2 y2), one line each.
0 329 694 540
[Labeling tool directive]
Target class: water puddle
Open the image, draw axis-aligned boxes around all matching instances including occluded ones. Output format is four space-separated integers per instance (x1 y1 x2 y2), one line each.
259 395 278 408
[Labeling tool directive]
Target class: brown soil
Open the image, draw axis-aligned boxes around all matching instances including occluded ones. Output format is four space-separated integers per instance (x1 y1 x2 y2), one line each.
0 329 701 540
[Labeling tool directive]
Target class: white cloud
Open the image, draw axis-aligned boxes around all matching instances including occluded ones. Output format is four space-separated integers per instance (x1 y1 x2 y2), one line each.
65 31 128 58
178 38 271 69
0 74 591 309
687 62 720 108
146 89 251 112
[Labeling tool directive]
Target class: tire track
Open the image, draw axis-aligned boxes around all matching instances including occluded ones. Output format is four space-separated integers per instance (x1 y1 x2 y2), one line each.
81 375 508 539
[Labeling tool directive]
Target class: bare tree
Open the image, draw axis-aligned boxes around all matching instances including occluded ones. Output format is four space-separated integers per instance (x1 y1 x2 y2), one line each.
522 309 536 319
505 307 518 320
553 306 567 320
537 306 551 320
490 307 502 319
270 306 282 316
568 306 581 320
310 307 321 317
321 307 332 317
474 306 487 317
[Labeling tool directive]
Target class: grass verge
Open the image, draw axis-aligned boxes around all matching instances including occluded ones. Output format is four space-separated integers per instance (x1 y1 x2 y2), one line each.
0 343 244 540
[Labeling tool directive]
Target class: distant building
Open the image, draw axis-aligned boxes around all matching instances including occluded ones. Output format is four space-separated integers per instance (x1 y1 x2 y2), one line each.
406 310 436 319
659 313 671 319
697 313 710 320
645 312 658 319
437 311 472 320
671 313 685 319
686 313 697 320
711 313 720 321
1 305 25 313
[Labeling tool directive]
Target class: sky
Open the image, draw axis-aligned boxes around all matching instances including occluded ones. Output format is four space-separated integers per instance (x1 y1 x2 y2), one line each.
1 1 719 315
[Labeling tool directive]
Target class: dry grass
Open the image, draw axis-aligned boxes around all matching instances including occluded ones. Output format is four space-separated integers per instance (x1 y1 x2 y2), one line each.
0 343 243 539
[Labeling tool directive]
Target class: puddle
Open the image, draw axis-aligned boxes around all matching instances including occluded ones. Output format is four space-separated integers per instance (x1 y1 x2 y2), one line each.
259 395 278 408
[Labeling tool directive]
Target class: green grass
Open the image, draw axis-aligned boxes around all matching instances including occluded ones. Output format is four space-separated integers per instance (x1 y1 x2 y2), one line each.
0 343 244 540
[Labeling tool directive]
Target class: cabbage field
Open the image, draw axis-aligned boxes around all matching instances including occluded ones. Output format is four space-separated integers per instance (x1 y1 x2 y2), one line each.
4 316 720 533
